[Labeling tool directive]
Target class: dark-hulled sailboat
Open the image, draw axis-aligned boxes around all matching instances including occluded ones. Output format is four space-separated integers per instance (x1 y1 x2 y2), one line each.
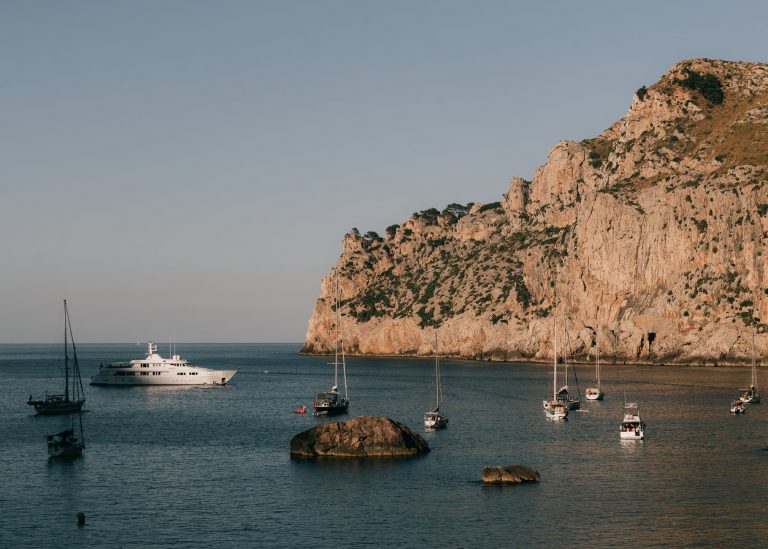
28 300 85 415
314 274 349 416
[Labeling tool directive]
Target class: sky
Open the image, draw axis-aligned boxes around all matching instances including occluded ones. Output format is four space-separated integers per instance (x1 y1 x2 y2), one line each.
1 1 767 343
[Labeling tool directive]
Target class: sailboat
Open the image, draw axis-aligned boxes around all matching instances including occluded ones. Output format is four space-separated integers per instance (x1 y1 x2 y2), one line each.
424 334 448 430
28 300 85 415
739 331 760 404
543 316 568 420
585 334 604 400
313 274 349 416
556 322 581 410
47 409 86 458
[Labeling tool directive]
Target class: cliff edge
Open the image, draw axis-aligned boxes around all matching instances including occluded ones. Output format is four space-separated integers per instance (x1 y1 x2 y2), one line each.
304 59 768 364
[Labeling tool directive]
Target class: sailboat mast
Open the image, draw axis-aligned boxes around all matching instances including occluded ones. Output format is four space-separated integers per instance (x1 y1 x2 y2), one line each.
553 315 557 400
596 334 600 386
752 330 758 388
435 333 440 409
63 300 69 401
334 275 340 389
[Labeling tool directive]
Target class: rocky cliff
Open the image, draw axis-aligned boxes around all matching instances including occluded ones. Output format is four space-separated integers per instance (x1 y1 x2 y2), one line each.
303 59 768 364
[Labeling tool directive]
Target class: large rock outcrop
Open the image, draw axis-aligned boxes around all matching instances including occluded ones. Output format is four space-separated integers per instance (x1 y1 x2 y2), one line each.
304 59 768 365
290 416 430 458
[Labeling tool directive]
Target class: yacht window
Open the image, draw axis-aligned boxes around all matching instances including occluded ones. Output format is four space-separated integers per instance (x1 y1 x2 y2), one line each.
141 372 148 375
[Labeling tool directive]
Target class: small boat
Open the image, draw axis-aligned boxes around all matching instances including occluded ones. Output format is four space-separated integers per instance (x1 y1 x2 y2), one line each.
294 405 307 414
28 300 85 415
545 402 568 420
47 421 85 458
424 334 448 430
620 401 645 440
314 273 349 416
739 331 760 404
90 341 237 386
585 335 604 401
543 315 568 420
730 399 745 414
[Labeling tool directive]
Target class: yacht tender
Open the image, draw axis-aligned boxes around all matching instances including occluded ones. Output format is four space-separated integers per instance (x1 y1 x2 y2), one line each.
90 342 237 386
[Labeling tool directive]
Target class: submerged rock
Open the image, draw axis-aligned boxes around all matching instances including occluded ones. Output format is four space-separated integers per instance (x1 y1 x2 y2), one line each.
290 416 430 458
482 465 540 485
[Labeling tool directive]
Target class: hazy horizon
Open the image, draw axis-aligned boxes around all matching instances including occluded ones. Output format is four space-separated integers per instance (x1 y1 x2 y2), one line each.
2 1 767 343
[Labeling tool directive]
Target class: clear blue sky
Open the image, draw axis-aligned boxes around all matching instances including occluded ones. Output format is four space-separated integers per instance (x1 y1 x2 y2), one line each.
1 1 766 343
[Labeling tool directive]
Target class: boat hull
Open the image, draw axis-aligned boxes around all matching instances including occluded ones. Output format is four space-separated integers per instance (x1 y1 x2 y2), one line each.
47 429 84 458
620 430 644 440
313 403 349 416
29 398 84 415
424 413 448 430
90 370 237 386
585 388 604 401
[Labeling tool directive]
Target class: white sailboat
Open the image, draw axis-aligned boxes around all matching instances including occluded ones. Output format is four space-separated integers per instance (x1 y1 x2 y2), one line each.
585 334 604 401
314 273 349 416
424 334 448 430
556 323 581 410
543 316 568 420
739 331 760 404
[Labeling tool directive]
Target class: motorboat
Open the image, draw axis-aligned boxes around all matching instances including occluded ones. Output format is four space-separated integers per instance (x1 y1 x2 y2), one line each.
90 342 237 386
730 399 745 414
620 402 645 440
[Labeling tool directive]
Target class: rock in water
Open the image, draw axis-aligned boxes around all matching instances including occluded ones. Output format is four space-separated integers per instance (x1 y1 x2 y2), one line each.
482 465 540 484
290 416 430 458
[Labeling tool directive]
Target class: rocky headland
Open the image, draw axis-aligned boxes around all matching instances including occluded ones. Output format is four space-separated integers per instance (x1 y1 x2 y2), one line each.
304 59 768 365
290 416 430 458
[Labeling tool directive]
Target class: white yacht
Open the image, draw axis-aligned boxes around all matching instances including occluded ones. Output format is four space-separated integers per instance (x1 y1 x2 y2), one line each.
90 342 237 386
620 402 645 440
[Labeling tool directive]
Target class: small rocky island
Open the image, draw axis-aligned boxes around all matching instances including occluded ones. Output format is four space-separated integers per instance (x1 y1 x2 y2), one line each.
482 465 540 485
290 416 430 458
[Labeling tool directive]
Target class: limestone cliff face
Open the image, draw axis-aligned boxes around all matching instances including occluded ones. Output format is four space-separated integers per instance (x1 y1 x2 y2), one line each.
303 59 768 364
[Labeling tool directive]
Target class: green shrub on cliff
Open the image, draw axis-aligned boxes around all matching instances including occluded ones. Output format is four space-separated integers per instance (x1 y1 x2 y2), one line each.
677 70 724 105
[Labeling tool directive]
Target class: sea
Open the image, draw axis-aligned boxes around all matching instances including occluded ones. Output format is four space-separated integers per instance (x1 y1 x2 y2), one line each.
1 343 767 548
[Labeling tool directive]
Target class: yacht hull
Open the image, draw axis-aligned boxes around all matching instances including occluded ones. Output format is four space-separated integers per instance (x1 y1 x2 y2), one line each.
90 370 237 386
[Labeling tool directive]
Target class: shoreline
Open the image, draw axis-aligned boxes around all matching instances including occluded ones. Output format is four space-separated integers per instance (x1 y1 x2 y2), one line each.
299 351 758 368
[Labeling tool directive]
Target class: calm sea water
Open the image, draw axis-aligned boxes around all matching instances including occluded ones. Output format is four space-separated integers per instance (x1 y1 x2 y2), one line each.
1 343 767 548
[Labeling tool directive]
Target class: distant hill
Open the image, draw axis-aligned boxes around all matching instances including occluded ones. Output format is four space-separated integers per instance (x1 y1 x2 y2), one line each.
303 59 768 364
